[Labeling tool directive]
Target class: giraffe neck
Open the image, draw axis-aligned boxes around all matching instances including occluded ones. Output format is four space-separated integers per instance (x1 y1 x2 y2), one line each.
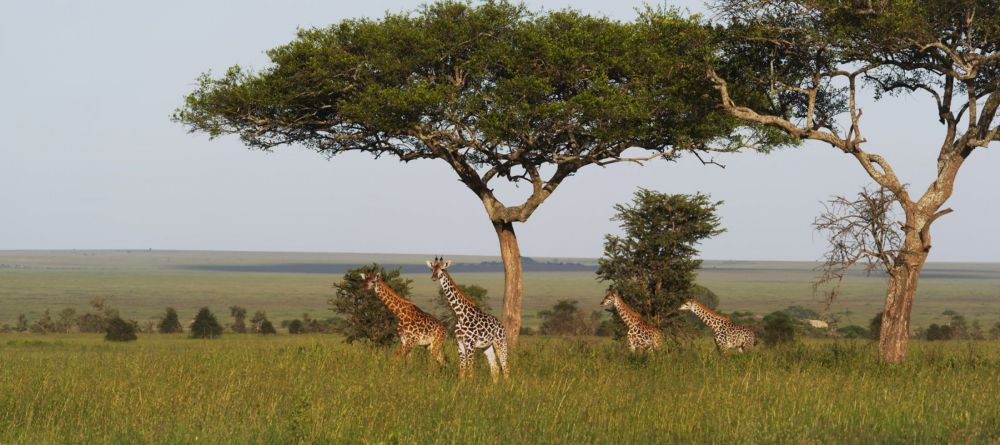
613 297 644 329
688 302 728 333
372 280 410 317
438 271 475 320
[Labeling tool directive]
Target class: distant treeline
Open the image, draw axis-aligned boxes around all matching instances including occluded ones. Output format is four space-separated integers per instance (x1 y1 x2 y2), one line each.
175 257 596 274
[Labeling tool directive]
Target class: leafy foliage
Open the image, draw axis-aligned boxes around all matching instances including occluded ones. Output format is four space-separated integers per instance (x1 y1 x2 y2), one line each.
104 317 138 342
229 306 247 333
260 320 277 335
288 319 304 334
762 311 795 347
158 307 183 334
537 300 600 336
597 189 724 338
190 308 223 339
328 264 412 347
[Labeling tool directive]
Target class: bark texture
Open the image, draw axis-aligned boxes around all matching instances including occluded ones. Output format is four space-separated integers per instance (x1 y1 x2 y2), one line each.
494 221 523 347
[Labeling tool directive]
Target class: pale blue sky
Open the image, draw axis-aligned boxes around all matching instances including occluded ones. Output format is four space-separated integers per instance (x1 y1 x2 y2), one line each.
1 1 997 261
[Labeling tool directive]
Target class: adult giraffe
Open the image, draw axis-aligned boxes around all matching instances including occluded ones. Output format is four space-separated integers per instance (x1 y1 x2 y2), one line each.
679 300 756 353
360 272 447 366
427 257 509 381
600 291 662 353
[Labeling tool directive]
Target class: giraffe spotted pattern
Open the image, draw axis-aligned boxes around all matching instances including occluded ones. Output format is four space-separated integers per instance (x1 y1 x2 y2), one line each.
361 273 447 366
601 291 662 353
427 257 509 381
679 300 756 353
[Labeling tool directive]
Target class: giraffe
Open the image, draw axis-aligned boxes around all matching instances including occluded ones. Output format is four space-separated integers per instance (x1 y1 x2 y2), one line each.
426 257 509 381
678 299 756 353
360 272 447 366
600 291 662 353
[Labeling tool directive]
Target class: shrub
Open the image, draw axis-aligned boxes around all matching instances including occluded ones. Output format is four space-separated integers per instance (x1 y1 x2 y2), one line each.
104 317 138 342
761 311 795 346
537 300 599 336
328 264 411 347
260 320 277 335
836 325 868 339
190 307 223 339
597 190 724 339
158 307 183 334
783 305 820 320
229 306 247 333
925 323 954 341
288 319 304 334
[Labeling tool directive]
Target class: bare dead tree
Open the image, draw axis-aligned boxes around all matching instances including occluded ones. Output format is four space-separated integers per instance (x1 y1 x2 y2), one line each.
813 185 902 308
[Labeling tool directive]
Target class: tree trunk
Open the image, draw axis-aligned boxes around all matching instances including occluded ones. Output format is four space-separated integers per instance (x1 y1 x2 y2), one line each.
494 221 524 348
878 229 929 363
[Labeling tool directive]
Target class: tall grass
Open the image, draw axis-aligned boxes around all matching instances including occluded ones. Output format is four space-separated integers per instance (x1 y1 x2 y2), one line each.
1 334 998 444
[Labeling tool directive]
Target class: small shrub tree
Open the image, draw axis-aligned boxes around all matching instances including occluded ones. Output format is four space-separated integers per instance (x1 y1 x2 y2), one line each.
190 307 223 339
29 309 55 334
260 319 277 335
989 322 1000 340
435 283 491 331
288 319 304 334
761 311 795 347
104 316 138 342
15 314 28 333
328 263 412 347
158 307 183 334
537 300 599 336
925 324 954 341
836 325 868 339
597 189 724 340
229 305 248 333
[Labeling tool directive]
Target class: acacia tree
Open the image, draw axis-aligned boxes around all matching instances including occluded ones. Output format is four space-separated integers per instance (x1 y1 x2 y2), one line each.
705 0 1000 362
173 2 756 346
597 189 724 339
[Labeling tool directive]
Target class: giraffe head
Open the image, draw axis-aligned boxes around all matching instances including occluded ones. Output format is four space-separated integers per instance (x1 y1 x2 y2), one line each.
601 290 620 307
678 300 696 312
426 256 452 281
359 272 380 290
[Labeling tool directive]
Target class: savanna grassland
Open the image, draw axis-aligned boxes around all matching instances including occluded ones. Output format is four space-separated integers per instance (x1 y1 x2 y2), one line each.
2 251 1000 443
1 334 999 444
2 250 1000 329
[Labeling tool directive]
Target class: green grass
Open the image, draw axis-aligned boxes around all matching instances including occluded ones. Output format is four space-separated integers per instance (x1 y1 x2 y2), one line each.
1 333 999 444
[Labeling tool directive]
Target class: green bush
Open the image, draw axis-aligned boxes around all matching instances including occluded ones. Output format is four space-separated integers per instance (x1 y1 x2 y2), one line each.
761 311 795 346
260 320 277 335
190 308 223 339
328 264 411 347
288 319 304 334
104 317 138 342
158 307 183 334
836 325 868 339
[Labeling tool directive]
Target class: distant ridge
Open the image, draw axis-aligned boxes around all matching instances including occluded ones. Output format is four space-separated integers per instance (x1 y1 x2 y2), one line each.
175 257 596 274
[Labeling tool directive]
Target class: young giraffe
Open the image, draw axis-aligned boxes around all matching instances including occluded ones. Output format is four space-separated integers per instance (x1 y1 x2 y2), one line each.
426 257 509 381
600 291 662 353
678 299 756 353
360 272 447 366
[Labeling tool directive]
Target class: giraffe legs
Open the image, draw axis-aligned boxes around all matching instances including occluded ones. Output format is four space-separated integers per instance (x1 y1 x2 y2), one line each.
484 346 500 382
494 339 510 379
457 339 474 380
429 331 446 367
395 340 415 361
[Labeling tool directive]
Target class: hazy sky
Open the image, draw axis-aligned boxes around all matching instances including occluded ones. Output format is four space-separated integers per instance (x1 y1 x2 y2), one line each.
2 1 998 261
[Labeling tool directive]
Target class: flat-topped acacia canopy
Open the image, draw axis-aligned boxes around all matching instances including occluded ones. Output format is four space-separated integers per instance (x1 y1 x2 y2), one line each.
174 1 773 345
